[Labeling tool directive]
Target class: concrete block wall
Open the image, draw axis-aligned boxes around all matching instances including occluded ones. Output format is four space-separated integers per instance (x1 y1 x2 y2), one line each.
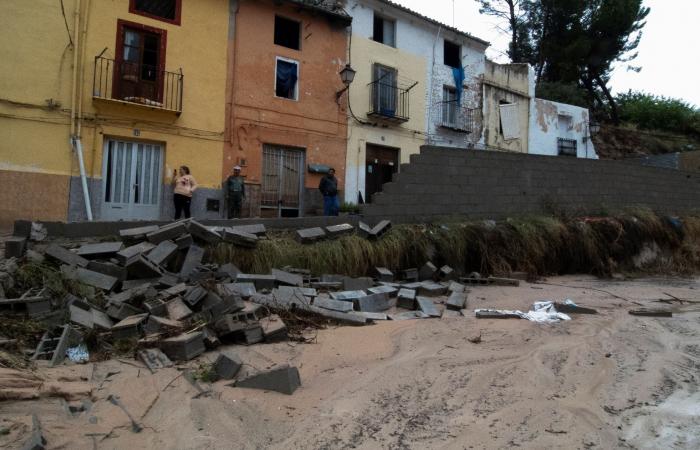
361 146 700 223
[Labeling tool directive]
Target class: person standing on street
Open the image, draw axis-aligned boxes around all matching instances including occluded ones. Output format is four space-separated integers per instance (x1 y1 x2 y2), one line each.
319 168 339 216
172 165 197 219
225 165 246 219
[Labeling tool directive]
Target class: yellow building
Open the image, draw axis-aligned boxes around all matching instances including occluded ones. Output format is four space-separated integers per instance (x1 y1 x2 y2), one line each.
0 0 229 227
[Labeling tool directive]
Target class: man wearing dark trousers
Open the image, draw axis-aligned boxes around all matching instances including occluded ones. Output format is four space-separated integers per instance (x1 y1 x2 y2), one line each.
319 168 339 216
225 165 246 219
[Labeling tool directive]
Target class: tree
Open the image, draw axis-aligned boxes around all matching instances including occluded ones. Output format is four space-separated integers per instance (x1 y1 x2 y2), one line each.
476 0 650 124
474 1 532 62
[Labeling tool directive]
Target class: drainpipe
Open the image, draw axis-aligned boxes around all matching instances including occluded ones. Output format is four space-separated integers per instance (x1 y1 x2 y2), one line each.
68 0 93 220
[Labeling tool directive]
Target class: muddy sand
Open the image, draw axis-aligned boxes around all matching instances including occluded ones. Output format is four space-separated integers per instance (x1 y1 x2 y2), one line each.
1 275 699 449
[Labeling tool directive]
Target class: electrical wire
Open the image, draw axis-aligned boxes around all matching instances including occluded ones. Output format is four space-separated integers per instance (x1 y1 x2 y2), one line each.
59 0 74 47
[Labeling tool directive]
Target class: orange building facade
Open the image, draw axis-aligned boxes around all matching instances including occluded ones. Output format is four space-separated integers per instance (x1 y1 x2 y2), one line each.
224 0 351 217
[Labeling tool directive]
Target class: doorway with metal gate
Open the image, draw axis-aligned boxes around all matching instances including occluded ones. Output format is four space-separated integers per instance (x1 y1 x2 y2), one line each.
365 144 399 203
261 144 305 217
101 138 164 221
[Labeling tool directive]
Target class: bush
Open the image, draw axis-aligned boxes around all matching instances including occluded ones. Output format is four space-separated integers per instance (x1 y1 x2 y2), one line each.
339 202 360 214
616 91 700 136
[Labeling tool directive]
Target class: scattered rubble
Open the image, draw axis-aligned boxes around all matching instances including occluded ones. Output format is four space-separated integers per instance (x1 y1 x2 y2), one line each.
233 364 301 395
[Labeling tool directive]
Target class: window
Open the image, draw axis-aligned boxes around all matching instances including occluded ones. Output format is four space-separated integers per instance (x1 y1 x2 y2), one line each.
373 14 396 47
274 15 301 50
115 20 167 105
499 101 520 139
558 138 577 156
444 40 461 68
442 86 458 126
275 57 299 100
129 0 181 25
373 64 398 115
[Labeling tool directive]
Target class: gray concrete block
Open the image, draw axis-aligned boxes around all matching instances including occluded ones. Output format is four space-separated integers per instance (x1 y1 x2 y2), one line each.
356 293 392 312
116 242 156 265
325 223 354 237
183 285 208 307
418 262 437 281
45 244 89 268
75 242 124 259
222 282 257 298
330 290 367 301
5 237 27 259
87 261 127 281
358 221 373 238
397 289 417 309
401 268 419 281
237 273 276 290
147 222 188 244
222 227 258 248
234 365 301 395
446 292 467 310
179 245 204 278
388 311 429 320
188 220 222 244
368 285 398 297
138 348 173 372
119 225 159 243
296 227 326 243
146 240 178 266
447 281 466 293
75 268 119 291
159 332 206 361
416 297 441 317
214 352 243 380
166 298 193 321
261 314 287 341
417 281 447 297
218 263 241 280
174 234 194 250
438 265 457 281
370 220 392 238
126 255 163 280
313 295 354 313
353 311 388 321
343 277 374 291
107 302 145 321
230 223 267 237
272 268 303 287
111 313 148 340
374 267 394 282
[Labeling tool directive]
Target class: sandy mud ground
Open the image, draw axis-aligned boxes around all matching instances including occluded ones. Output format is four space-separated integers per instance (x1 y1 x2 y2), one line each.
1 275 699 449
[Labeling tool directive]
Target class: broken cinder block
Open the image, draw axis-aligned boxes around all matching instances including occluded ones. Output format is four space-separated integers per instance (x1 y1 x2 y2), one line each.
418 262 438 281
222 228 258 248
325 223 354 238
296 227 326 244
5 237 27 259
416 297 441 317
75 242 123 259
146 240 178 266
159 332 206 361
138 348 173 372
214 352 243 380
233 365 301 395
45 244 89 268
355 293 392 313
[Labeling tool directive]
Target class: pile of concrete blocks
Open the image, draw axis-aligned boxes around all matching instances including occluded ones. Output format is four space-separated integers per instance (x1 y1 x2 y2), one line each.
249 263 470 322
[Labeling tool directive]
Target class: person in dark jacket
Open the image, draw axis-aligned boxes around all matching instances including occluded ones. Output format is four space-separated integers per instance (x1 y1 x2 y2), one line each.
225 165 246 219
319 168 339 216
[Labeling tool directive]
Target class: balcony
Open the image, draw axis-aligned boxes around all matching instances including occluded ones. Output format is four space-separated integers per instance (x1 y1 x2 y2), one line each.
367 80 412 123
440 105 475 133
557 138 578 156
92 56 183 115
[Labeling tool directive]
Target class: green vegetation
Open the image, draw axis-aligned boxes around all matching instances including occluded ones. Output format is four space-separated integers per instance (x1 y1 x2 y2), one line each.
617 91 700 137
339 202 361 214
211 209 700 278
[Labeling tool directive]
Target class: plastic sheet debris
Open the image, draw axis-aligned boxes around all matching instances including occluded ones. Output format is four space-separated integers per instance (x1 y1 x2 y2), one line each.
475 301 571 323
66 344 90 363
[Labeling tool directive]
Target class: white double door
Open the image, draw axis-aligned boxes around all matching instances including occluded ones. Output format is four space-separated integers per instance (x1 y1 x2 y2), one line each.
101 138 163 221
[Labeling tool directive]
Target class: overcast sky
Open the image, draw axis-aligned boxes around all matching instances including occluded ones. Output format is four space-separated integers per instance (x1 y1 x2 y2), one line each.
393 0 700 107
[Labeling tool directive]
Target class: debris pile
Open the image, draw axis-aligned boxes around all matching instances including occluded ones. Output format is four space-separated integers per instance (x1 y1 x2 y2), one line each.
2 219 488 372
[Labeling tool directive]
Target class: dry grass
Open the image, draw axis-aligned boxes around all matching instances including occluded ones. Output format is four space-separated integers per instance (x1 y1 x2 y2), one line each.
210 209 700 278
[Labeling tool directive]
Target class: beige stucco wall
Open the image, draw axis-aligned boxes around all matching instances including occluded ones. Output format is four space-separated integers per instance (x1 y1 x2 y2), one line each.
344 35 427 203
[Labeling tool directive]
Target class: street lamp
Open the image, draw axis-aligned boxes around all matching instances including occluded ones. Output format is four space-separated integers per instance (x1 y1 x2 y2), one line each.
336 63 356 101
589 120 601 135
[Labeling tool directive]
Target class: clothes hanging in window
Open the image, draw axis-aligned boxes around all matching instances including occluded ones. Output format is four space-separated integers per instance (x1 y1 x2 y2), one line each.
276 60 298 98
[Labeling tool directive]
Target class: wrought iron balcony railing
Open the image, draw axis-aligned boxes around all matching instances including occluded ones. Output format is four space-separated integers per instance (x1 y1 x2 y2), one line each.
93 56 183 114
367 81 410 123
557 138 578 156
440 105 475 133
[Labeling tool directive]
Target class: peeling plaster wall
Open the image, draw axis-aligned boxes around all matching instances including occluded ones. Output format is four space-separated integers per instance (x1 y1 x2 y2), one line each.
481 62 532 153
529 98 598 159
426 33 486 148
